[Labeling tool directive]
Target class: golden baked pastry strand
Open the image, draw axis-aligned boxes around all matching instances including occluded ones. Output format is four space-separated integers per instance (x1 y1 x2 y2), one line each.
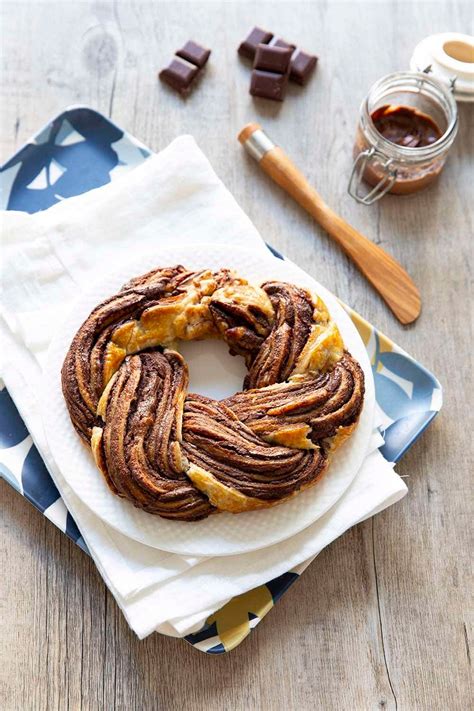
182 394 327 513
243 282 314 389
92 351 214 520
224 353 364 449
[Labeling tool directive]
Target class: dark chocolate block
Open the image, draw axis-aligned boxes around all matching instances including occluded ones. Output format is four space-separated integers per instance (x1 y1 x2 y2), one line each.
290 50 318 85
271 37 296 52
250 69 288 101
159 58 199 95
238 26 273 60
176 40 211 69
254 44 293 74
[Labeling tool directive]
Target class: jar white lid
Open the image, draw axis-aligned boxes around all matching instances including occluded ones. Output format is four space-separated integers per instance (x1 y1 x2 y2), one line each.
410 33 474 102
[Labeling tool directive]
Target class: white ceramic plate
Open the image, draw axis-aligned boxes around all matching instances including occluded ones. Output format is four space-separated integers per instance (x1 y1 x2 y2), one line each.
43 244 375 556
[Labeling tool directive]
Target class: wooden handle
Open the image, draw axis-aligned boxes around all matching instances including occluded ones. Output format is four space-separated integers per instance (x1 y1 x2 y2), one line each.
239 124 421 325
260 147 421 324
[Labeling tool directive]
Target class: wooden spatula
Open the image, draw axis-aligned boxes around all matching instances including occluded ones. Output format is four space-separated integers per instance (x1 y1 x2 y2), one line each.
238 123 421 325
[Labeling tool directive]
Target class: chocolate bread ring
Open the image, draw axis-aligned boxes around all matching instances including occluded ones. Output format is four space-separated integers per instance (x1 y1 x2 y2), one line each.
62 266 365 521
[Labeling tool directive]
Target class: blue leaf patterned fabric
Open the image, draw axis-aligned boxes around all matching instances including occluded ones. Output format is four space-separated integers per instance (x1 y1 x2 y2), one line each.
378 351 435 409
65 511 85 545
0 387 29 447
2 108 123 212
380 412 437 462
265 243 284 260
265 571 299 603
373 371 413 421
22 444 60 511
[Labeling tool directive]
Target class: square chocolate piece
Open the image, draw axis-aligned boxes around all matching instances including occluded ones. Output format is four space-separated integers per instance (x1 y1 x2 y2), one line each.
159 58 199 95
238 26 273 60
250 69 288 101
290 50 318 85
254 44 293 74
271 37 296 52
176 40 211 69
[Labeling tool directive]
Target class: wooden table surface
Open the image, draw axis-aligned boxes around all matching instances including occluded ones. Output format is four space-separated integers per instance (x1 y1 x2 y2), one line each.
1 2 472 709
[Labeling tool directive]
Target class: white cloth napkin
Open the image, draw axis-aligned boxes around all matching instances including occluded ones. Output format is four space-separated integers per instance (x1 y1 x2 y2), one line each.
0 136 407 639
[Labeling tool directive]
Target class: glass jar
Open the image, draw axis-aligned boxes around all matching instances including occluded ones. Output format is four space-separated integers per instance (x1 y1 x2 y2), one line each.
348 71 458 204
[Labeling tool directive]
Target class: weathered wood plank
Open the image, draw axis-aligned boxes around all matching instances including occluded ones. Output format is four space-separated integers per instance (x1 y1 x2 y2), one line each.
1 2 472 709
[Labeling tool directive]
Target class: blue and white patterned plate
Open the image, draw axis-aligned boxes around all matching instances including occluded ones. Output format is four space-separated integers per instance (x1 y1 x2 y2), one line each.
0 107 442 653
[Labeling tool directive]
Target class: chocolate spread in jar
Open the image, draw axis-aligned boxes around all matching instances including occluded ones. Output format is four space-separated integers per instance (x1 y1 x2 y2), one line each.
371 104 442 148
354 104 446 195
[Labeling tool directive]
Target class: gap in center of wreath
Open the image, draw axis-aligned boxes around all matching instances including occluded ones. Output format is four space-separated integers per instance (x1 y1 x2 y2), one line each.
178 339 248 400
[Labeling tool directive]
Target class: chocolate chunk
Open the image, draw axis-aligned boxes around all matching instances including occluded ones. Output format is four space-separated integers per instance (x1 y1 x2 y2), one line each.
290 50 318 85
250 69 288 101
238 27 273 60
176 40 211 69
271 37 296 52
159 58 199 95
254 44 293 74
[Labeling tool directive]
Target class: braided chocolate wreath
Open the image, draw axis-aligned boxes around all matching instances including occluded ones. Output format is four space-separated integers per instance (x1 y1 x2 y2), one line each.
61 266 364 521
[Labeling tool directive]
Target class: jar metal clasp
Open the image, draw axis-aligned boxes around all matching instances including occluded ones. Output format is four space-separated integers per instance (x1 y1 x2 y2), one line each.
347 148 398 205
